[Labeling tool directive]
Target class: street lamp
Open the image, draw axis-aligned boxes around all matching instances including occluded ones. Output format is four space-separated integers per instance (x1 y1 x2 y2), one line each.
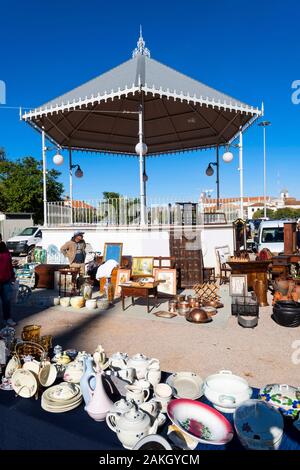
258 120 271 219
205 146 234 208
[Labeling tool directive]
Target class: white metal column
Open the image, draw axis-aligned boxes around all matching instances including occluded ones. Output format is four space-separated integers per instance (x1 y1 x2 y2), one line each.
263 126 267 219
42 130 47 226
138 109 146 226
69 148 73 225
239 130 244 219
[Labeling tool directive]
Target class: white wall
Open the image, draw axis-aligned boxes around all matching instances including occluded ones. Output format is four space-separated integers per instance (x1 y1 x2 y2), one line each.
41 225 233 272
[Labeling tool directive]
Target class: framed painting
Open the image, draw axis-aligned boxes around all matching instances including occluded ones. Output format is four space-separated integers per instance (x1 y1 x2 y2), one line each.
103 242 123 264
153 268 177 296
229 274 248 297
131 257 154 277
115 268 131 298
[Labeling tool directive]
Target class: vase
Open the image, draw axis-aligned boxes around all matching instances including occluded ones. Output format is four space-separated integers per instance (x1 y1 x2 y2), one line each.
80 356 96 406
85 369 113 421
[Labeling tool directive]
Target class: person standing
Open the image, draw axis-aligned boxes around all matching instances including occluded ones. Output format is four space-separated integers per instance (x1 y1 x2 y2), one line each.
0 241 17 326
60 231 86 275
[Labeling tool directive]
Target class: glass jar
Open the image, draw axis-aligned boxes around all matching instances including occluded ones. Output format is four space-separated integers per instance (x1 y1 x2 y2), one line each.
104 277 114 303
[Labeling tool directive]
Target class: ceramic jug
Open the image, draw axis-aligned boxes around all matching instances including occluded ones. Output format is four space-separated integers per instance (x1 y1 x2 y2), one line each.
80 356 96 406
85 369 114 421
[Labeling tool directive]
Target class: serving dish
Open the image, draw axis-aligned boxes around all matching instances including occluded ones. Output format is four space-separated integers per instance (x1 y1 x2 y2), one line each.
167 398 234 445
203 370 252 413
166 372 203 400
234 399 284 450
259 383 300 418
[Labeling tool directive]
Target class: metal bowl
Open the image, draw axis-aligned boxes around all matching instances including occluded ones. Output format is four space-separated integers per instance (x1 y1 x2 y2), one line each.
185 308 212 324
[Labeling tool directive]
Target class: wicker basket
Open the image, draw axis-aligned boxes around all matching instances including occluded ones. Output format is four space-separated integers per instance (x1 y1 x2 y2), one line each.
14 341 45 361
21 325 41 343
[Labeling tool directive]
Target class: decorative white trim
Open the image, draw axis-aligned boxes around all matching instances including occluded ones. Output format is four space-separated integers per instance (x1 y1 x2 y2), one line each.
22 85 262 121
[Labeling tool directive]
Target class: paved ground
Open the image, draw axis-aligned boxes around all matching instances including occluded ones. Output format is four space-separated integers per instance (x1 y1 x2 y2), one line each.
6 286 300 388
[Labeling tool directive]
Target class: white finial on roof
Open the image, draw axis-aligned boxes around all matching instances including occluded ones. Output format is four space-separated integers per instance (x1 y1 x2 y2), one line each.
132 25 151 58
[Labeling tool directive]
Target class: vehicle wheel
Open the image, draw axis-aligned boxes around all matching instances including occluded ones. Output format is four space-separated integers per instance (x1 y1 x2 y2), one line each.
17 284 32 303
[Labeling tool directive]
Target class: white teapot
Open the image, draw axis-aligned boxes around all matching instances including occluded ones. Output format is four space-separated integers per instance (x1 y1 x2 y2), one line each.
106 405 159 449
108 352 128 370
127 354 159 379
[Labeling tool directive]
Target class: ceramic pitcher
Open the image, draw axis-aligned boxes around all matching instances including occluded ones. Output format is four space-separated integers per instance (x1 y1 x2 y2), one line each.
80 356 96 406
85 369 114 421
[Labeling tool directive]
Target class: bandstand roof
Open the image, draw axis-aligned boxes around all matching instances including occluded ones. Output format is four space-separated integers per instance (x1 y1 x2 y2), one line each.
22 31 262 156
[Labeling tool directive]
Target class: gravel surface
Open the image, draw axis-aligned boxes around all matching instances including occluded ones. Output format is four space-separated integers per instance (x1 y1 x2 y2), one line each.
10 287 300 388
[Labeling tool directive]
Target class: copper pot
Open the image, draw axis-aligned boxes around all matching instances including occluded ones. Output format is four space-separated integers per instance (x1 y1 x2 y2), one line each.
168 300 177 313
202 299 223 309
254 279 269 307
185 308 212 324
175 294 186 303
188 297 201 308
177 301 190 316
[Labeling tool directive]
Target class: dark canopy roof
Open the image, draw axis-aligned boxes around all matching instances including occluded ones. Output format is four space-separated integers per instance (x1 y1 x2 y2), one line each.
23 33 262 156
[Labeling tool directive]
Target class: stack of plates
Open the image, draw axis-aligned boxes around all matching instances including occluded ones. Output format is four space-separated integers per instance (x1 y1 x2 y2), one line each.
41 382 82 413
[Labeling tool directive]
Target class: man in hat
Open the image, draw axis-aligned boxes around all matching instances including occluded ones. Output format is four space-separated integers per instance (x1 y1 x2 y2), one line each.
60 231 86 275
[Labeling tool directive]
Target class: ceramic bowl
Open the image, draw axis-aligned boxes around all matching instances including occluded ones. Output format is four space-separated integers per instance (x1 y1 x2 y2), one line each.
85 299 97 310
259 383 300 418
70 296 85 309
203 370 252 413
167 398 234 445
53 297 61 306
97 298 109 310
39 363 57 387
234 399 284 450
60 297 71 307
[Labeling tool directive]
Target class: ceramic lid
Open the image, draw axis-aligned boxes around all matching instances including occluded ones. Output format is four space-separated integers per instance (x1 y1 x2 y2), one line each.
234 399 283 442
112 398 133 413
118 406 151 431
130 353 148 363
260 383 300 404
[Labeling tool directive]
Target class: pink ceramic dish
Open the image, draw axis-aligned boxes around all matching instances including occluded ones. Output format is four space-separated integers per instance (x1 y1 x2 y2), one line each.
167 398 234 445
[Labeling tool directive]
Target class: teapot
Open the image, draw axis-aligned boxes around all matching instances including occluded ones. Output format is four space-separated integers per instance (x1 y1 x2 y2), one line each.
108 352 128 370
127 354 159 379
106 404 160 449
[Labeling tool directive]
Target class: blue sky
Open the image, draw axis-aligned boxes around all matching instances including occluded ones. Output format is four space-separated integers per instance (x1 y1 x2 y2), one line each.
0 0 299 202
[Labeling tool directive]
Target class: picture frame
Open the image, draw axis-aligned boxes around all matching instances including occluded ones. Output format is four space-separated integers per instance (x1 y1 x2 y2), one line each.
153 268 177 296
131 257 154 277
114 268 131 298
229 274 248 297
103 242 123 264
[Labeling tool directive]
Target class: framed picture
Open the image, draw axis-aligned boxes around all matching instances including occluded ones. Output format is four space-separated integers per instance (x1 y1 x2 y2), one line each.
114 268 131 298
131 257 154 277
103 242 123 264
153 268 177 296
229 274 248 296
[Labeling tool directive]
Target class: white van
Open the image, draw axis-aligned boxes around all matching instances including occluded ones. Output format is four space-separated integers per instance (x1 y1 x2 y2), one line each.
6 226 42 256
256 220 291 254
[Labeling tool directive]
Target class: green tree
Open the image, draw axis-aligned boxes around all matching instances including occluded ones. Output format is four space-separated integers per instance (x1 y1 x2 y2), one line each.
253 207 300 220
0 155 64 224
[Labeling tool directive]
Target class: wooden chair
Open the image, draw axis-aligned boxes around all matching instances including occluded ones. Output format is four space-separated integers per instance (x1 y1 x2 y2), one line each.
199 250 215 283
215 246 231 285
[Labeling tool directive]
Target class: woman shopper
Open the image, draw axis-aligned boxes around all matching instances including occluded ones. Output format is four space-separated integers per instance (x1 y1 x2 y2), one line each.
0 241 17 326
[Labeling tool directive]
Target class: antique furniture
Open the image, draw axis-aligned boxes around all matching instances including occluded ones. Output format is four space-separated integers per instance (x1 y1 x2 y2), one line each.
169 231 204 287
35 264 68 289
227 260 271 290
215 246 231 284
121 282 159 313
58 267 81 297
284 222 297 255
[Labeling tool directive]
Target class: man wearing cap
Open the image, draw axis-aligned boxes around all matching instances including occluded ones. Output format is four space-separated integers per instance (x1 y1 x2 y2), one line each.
60 231 86 275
